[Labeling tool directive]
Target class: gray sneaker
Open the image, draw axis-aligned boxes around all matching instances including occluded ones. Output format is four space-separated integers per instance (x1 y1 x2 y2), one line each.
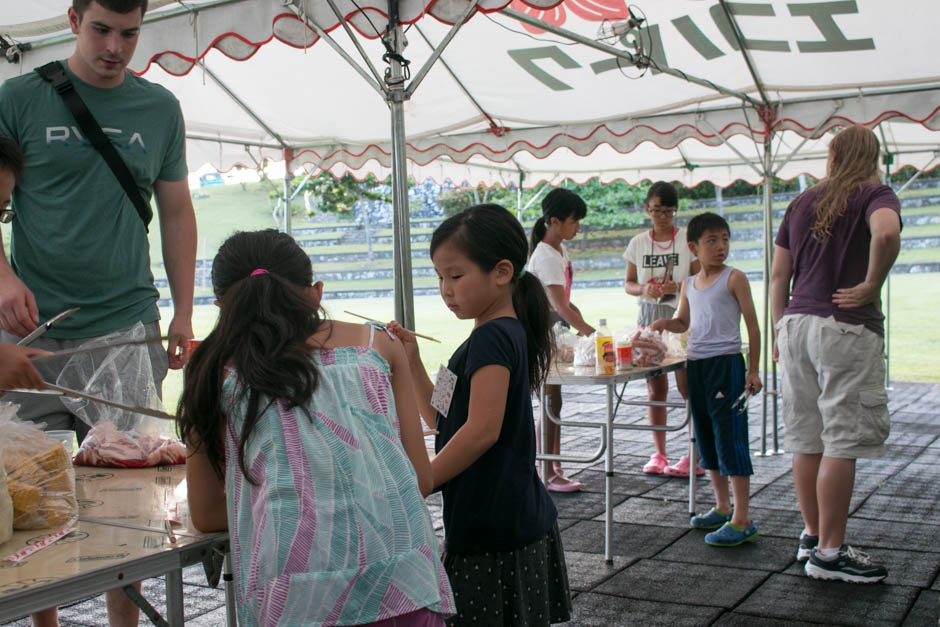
804 545 888 583
796 533 818 562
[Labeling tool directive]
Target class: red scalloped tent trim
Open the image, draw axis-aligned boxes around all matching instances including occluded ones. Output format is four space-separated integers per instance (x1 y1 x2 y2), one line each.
134 1 565 77
288 102 940 167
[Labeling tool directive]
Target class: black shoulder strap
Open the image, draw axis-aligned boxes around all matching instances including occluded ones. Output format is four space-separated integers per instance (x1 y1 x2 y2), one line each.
35 61 153 231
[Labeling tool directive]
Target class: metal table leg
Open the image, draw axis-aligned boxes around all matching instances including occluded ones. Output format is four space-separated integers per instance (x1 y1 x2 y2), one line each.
165 568 184 626
223 552 237 627
605 383 614 565
687 399 697 519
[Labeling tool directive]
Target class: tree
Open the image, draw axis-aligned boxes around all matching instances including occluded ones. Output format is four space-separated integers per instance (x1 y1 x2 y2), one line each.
270 171 387 217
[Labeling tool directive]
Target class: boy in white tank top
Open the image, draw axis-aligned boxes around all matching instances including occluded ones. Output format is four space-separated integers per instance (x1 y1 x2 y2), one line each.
651 213 762 547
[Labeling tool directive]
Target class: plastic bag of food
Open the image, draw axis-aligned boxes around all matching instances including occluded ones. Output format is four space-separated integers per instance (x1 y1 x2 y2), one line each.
552 322 578 363
661 330 687 359
57 323 185 468
73 422 185 468
0 402 77 531
631 328 667 367
573 335 596 367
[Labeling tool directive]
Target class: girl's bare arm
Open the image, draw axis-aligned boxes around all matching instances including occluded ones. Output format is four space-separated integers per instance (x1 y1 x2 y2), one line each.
185 433 228 533
430 364 508 488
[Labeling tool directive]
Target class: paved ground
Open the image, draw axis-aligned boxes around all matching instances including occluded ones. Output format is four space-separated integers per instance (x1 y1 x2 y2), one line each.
4 380 938 626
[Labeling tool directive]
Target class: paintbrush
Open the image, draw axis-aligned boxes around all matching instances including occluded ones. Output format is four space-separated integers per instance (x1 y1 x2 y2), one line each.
343 311 441 343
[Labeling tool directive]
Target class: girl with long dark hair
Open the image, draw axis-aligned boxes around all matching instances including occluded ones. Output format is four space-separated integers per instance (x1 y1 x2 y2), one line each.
179 229 453 626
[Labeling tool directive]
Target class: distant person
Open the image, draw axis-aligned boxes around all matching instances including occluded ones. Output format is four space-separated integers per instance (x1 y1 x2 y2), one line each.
651 212 761 546
389 205 571 626
527 188 594 492
771 124 900 583
624 181 701 476
180 230 453 625
0 1 197 623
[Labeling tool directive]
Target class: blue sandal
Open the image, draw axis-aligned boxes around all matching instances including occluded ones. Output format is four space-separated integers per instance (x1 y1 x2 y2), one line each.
705 521 759 546
690 507 732 530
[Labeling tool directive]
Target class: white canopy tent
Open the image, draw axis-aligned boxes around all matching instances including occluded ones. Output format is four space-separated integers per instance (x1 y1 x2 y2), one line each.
4 1 940 446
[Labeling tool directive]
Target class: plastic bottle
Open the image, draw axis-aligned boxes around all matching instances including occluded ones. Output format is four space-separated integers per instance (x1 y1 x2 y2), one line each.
594 318 615 375
615 336 633 370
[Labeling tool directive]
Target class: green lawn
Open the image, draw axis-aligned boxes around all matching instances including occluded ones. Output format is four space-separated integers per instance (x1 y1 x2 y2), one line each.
157 272 940 412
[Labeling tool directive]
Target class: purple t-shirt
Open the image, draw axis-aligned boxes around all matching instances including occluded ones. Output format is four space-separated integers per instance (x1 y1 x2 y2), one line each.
775 182 900 336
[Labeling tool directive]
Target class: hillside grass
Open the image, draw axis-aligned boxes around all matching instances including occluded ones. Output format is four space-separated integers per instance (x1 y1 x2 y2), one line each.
157 271 939 411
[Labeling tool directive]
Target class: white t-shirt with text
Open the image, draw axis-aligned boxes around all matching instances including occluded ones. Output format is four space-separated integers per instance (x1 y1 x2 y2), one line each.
623 227 696 305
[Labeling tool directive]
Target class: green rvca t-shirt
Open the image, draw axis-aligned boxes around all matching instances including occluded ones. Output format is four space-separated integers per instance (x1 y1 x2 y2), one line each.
0 62 187 338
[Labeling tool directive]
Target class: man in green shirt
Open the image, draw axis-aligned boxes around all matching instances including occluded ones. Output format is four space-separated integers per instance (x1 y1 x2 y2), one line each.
0 1 196 624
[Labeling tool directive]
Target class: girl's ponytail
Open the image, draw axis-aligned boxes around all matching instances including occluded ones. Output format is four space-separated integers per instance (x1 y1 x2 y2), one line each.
512 271 554 391
177 230 321 483
529 217 547 254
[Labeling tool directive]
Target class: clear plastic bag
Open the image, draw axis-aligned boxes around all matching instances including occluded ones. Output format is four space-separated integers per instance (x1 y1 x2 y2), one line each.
661 330 687 359
573 335 596 367
631 328 668 367
57 323 185 468
0 402 77 531
552 322 577 363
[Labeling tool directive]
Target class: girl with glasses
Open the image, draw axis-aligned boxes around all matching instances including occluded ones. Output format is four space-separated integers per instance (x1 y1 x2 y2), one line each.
623 181 702 477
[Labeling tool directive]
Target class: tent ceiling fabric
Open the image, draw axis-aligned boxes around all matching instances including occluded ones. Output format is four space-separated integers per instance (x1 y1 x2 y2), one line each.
3 1 940 186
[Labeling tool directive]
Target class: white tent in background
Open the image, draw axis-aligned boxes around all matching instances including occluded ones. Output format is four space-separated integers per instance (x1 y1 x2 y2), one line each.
4 1 940 443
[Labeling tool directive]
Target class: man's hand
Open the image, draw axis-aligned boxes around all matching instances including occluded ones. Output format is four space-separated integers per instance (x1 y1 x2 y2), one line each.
0 272 39 338
0 344 48 395
832 280 880 309
166 314 194 370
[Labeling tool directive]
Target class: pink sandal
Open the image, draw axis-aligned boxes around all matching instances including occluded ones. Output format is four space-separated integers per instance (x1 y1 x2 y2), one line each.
642 453 669 474
546 474 583 493
664 455 706 477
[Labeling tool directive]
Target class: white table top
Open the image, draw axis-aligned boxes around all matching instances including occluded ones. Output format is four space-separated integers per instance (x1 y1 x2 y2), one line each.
545 357 686 386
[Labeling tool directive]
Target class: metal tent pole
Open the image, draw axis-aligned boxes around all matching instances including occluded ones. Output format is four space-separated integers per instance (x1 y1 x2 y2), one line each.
386 4 415 330
758 134 781 456
283 146 293 235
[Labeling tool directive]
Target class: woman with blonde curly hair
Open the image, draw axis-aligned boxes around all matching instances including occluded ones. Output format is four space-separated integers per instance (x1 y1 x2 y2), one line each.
770 124 902 583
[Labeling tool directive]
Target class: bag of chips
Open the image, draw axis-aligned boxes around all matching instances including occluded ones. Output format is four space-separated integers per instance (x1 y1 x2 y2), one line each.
0 402 78 530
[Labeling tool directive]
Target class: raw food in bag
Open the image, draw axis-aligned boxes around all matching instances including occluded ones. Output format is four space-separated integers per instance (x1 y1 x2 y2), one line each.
57 323 185 468
74 422 185 468
0 402 77 530
631 328 667 367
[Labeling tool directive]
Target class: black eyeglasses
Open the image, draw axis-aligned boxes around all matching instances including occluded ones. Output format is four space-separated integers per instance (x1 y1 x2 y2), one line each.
649 209 676 217
0 209 13 224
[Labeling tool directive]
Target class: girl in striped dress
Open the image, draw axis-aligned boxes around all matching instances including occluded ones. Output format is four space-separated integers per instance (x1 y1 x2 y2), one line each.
179 229 454 626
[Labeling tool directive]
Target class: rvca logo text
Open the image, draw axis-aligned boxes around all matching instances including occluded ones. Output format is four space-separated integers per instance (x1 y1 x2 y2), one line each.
46 126 146 150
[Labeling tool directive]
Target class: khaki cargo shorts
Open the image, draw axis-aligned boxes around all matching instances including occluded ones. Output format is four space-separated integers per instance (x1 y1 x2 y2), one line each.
776 314 889 459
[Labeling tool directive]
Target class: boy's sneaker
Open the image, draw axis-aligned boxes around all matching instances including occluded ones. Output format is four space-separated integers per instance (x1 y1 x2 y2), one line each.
690 507 732 530
804 545 888 583
663 455 706 477
705 521 759 546
796 533 819 562
642 453 669 474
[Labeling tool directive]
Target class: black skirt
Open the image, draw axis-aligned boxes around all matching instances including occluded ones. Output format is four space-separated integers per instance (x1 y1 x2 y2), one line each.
442 522 571 626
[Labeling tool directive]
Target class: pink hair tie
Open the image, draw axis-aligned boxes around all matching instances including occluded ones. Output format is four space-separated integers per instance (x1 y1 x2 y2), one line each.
250 269 268 277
